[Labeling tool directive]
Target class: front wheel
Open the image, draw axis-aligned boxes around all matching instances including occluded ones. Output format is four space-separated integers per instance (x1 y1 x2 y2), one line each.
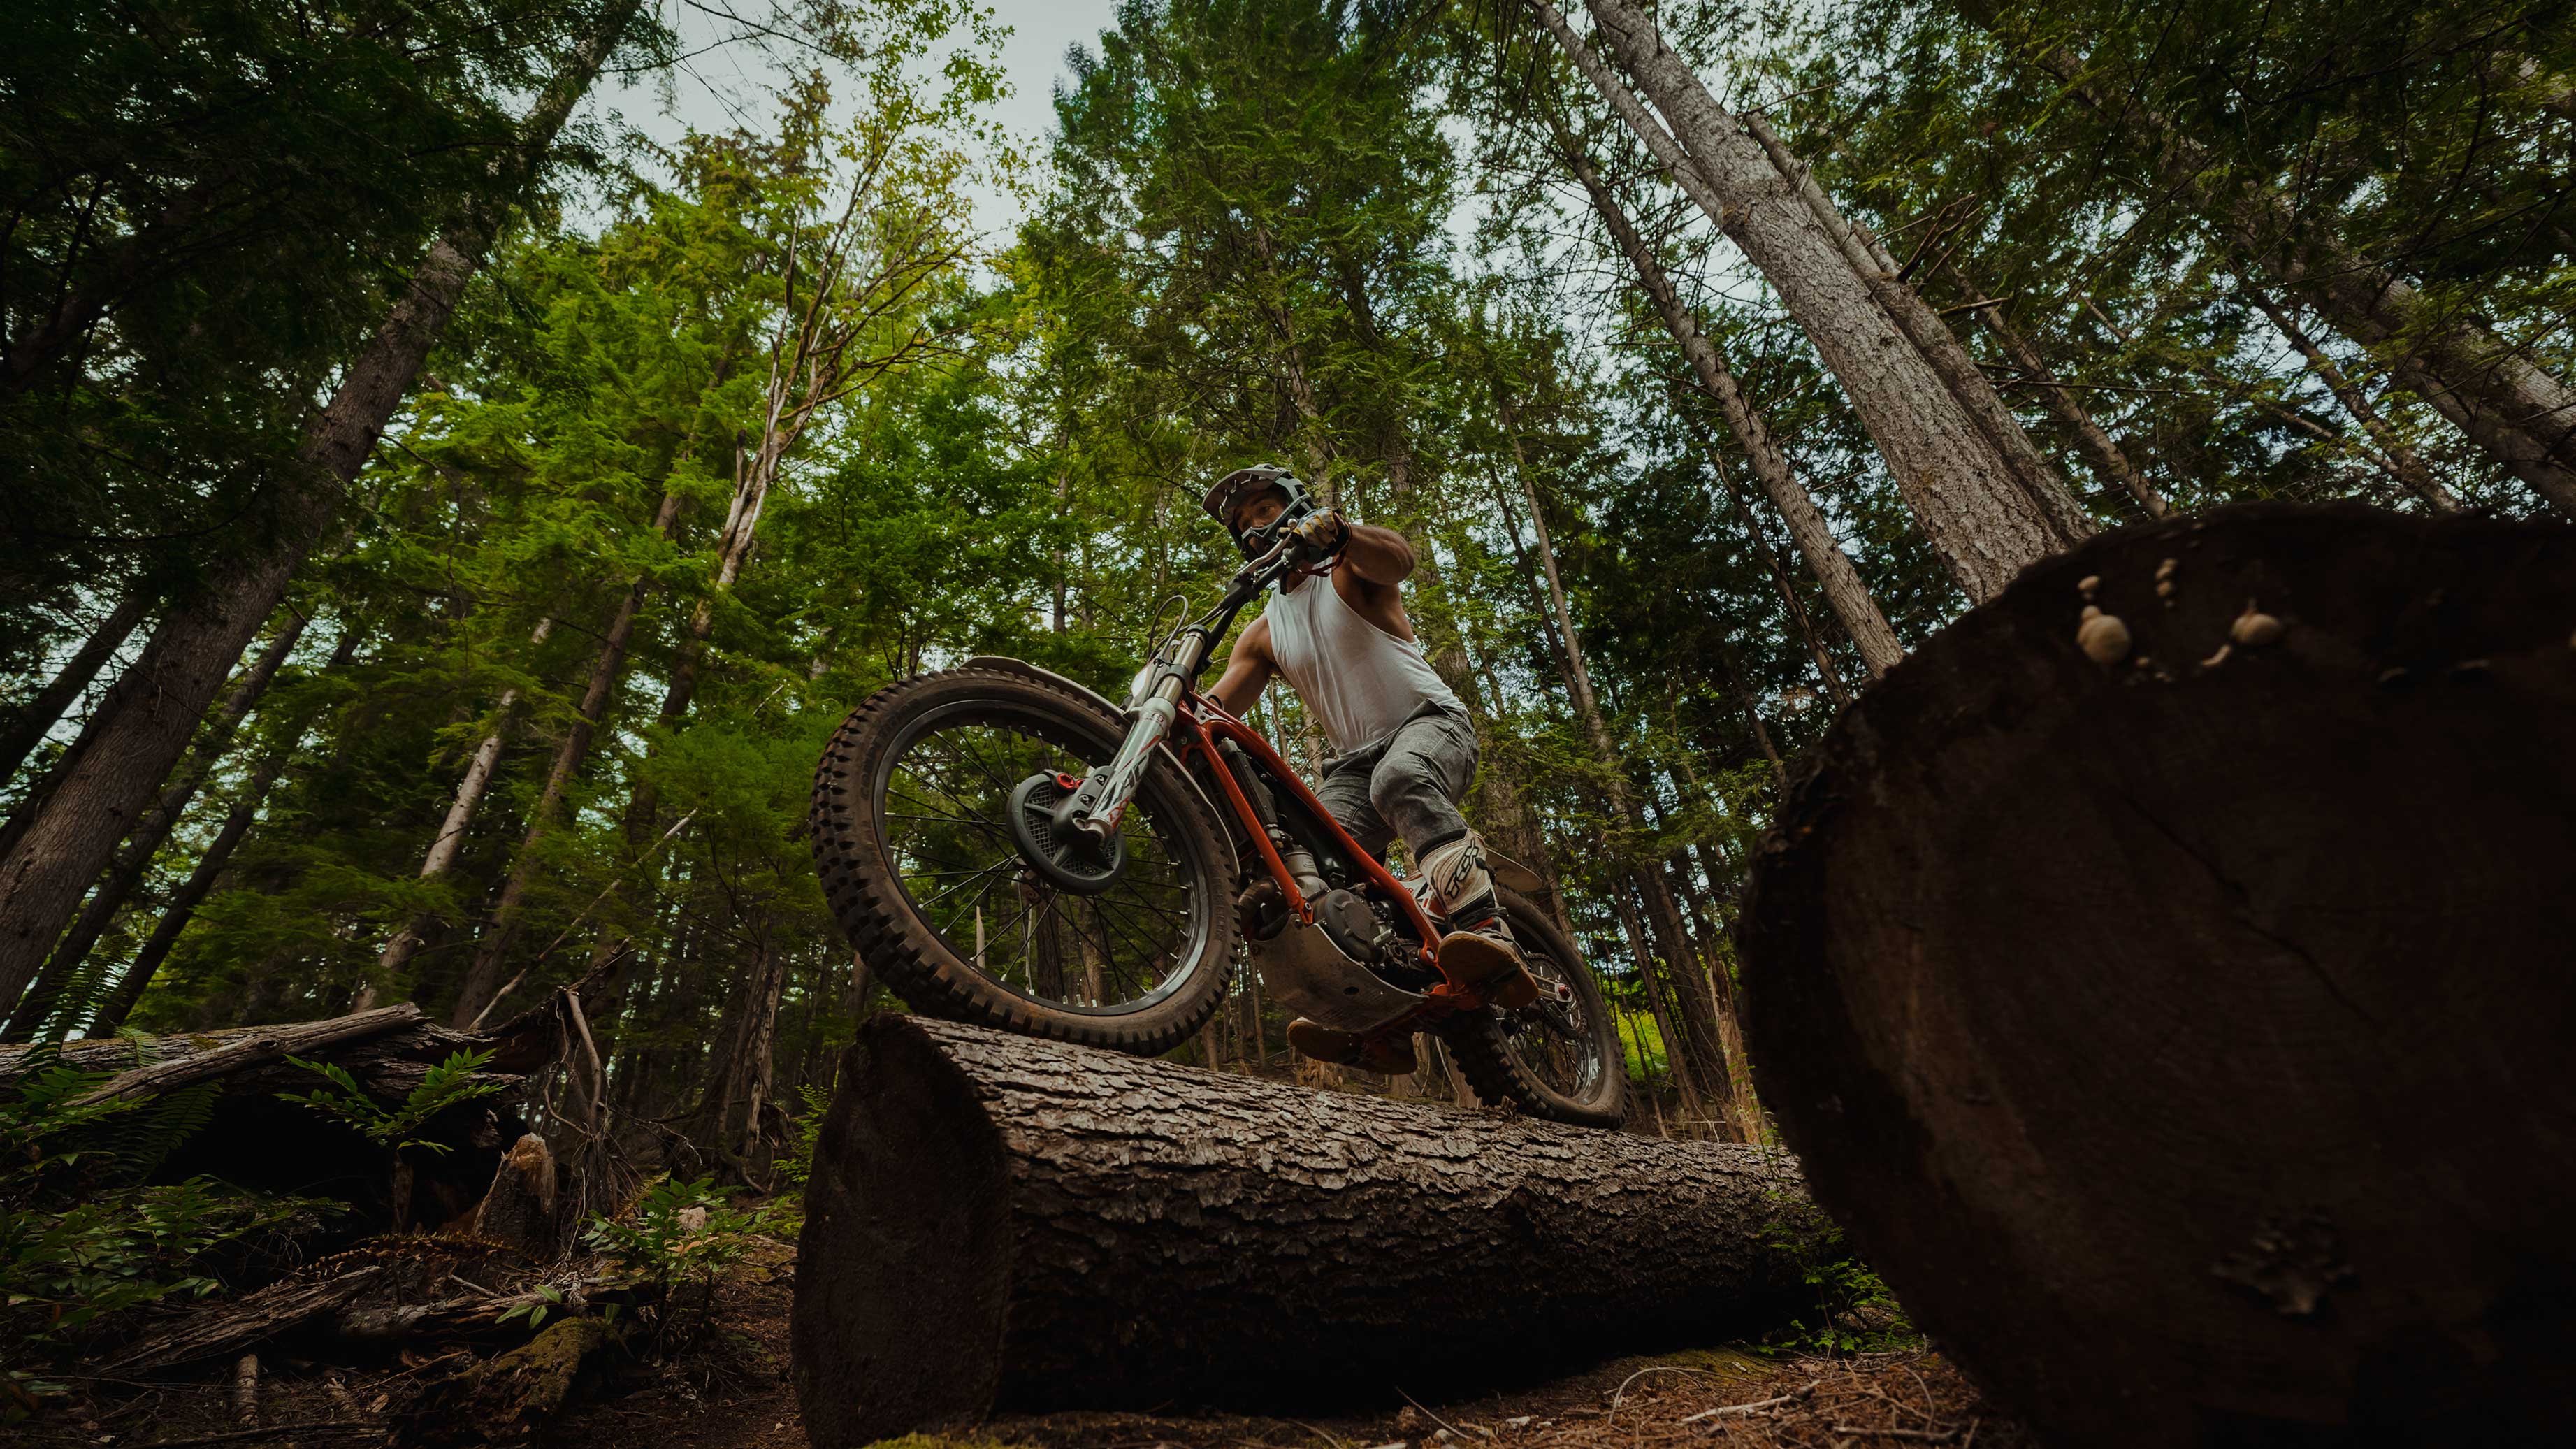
809 667 1237 1055
1440 888 1630 1129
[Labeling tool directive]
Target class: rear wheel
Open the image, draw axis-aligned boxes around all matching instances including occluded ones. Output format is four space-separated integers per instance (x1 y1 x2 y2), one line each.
1440 888 1630 1128
810 668 1236 1055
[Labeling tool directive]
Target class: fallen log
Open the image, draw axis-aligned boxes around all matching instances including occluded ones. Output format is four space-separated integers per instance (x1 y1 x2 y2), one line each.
1 1005 539 1241
66 1004 426 1104
108 1269 387 1372
792 1015 1823 1448
1739 503 2576 1446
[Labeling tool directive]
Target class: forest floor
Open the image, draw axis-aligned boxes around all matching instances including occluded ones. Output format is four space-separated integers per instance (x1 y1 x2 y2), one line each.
27 1237 2032 1449
545 1238 2036 1449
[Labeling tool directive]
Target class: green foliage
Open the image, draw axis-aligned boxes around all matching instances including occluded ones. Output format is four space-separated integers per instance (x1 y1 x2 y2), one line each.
1759 1194 1918 1357
280 1048 505 1155
496 1283 568 1332
26 0 2573 1189
1 1057 340 1357
584 1175 778 1294
774 1082 832 1196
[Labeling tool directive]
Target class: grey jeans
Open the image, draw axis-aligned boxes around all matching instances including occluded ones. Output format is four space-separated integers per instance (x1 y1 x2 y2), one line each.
1313 702 1479 865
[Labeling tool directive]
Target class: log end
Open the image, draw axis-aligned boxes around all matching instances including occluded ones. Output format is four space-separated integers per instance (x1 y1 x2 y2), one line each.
793 1016 1013 1449
1742 502 2576 1444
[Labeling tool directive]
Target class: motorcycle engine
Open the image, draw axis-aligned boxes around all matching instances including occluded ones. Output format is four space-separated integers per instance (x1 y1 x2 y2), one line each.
1314 888 1388 965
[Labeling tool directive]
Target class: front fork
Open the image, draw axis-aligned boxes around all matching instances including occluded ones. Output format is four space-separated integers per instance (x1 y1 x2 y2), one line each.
1061 676 1184 842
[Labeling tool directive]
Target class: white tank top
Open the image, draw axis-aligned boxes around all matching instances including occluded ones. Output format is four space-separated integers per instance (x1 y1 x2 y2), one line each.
1262 568 1463 752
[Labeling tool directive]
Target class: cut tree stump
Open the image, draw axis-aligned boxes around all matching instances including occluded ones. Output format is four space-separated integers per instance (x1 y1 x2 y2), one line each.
792 1015 1822 1448
1739 502 2576 1446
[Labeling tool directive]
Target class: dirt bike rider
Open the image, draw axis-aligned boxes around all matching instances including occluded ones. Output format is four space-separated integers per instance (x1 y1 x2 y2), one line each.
1200 464 1542 1074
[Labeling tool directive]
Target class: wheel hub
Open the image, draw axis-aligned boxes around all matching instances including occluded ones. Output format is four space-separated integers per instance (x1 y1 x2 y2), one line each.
1008 772 1126 896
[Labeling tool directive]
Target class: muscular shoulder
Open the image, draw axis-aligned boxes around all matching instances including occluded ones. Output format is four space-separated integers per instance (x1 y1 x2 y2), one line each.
1331 563 1415 641
1235 612 1275 661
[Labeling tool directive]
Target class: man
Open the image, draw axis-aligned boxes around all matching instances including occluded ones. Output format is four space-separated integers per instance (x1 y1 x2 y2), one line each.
1200 463 1538 1075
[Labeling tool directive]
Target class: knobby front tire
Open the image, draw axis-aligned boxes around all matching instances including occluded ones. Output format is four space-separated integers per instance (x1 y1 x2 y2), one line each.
810 668 1237 1055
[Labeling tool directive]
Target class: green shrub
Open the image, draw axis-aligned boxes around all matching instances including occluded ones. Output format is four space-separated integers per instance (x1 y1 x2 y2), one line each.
1759 1190 1920 1357
279 1047 505 1153
1 1052 340 1387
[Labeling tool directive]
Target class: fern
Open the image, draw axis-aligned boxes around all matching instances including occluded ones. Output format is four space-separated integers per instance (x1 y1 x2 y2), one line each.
279 1048 505 1154
3 1059 340 1359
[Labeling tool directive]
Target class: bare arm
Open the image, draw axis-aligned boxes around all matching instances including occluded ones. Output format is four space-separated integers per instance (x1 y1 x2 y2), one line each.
1335 520 1415 586
1205 615 1277 716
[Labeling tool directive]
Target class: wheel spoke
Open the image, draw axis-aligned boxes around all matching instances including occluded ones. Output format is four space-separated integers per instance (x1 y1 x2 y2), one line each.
876 709 1208 1017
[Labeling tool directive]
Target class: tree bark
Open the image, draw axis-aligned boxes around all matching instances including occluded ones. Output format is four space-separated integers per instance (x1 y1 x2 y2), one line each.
1557 137 1904 676
1691 437 1854 705
1738 501 2576 1446
3 611 322 1038
1735 105 2094 545
450 487 683 1028
1508 463 1736 1117
685 920 790 1173
2239 282 2464 513
0 589 152 791
792 1014 1820 1445
1533 0 2087 600
2009 28 2576 517
0 8 637 1019
377 617 556 979
1937 257 2173 519
90 743 282 1036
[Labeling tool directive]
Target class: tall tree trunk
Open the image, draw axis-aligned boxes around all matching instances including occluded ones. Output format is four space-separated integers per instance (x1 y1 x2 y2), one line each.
690 921 790 1175
621 451 762 847
1735 106 2096 544
1245 223 1337 493
448 522 672 1029
87 630 355 1037
1556 136 1904 676
1510 466 1735 1117
1533 0 2088 599
1937 259 2173 519
1693 437 1853 707
1 591 152 793
2240 282 2464 512
377 616 556 979
0 7 638 1018
1609 885 1703 1119
3 612 320 1038
2002 24 2576 517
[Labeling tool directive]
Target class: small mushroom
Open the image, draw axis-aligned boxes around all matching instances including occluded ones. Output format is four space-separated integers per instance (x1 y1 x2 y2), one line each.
2231 601 2285 648
2157 578 2176 600
2078 606 2132 664
2078 573 2101 600
2155 556 2178 581
2200 643 2233 668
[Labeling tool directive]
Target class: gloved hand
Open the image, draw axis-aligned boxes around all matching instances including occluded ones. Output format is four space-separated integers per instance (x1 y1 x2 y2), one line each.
1289 508 1350 556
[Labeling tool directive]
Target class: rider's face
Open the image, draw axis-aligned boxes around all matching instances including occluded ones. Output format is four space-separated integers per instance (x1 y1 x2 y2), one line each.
1229 488 1288 536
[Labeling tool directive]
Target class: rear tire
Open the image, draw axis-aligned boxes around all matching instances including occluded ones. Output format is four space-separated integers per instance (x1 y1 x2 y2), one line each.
810 668 1237 1055
1440 888 1630 1129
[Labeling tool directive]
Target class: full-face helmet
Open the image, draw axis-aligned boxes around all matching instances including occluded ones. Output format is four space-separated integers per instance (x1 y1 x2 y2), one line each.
1201 463 1317 560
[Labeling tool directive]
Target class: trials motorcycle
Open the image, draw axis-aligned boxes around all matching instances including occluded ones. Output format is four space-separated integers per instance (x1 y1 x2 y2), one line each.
808 528 1629 1127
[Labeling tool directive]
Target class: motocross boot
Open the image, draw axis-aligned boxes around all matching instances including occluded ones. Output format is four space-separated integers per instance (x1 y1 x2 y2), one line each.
1286 1018 1419 1075
1437 905 1540 1009
1420 832 1540 1009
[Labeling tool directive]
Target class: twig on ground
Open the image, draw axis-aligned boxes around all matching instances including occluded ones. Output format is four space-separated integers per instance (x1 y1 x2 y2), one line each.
1289 1420 1349 1449
1830 1427 1957 1442
1607 1364 1707 1418
1679 1381 1820 1422
1853 1383 1939 1424
1396 1385 1482 1439
143 1421 377 1448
